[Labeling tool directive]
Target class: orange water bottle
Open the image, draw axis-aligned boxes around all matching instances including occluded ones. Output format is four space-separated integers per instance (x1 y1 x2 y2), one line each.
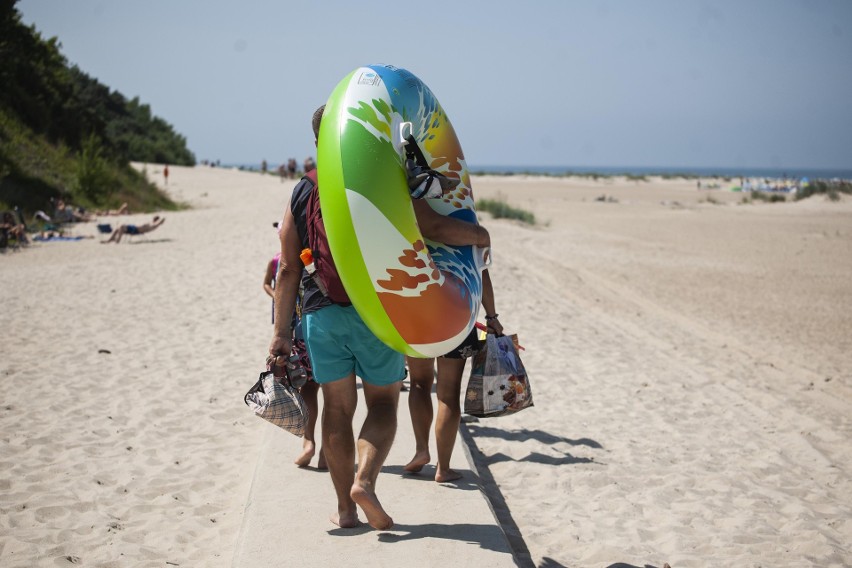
300 248 328 296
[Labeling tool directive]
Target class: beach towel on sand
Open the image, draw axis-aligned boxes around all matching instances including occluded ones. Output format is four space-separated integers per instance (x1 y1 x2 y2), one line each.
33 235 87 242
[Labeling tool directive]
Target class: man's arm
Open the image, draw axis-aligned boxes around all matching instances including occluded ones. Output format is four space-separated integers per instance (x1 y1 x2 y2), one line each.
268 205 303 364
412 199 490 247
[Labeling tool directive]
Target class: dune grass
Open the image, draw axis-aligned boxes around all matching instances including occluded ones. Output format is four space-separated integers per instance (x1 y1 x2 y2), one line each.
795 180 851 202
477 197 536 225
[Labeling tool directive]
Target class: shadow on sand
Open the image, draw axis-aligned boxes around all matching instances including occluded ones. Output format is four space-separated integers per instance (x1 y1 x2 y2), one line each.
126 238 173 245
464 423 603 450
327 520 517 559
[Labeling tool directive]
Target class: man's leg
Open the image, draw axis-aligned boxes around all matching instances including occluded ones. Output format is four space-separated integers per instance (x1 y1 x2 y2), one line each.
404 357 436 473
434 357 466 482
350 381 400 530
102 227 120 243
320 375 359 528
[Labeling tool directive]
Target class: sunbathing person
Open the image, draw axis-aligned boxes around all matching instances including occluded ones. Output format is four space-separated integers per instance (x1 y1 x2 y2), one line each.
102 216 165 243
95 202 130 216
53 198 93 223
1 211 29 245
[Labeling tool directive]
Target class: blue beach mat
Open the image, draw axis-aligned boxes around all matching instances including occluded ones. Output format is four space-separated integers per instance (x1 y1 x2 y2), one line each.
33 235 87 242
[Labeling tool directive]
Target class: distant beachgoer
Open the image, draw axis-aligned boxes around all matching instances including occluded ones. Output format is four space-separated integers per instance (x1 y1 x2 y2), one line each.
163 165 170 185
101 216 165 244
261 159 268 174
53 198 92 223
287 158 297 179
96 202 130 216
278 164 286 183
303 156 316 173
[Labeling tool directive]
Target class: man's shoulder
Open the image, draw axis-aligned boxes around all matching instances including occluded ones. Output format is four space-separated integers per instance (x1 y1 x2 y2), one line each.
290 175 317 218
292 177 316 202
293 174 316 196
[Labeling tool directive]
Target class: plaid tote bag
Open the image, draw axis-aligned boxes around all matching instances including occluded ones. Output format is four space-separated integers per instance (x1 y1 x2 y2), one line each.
244 370 309 437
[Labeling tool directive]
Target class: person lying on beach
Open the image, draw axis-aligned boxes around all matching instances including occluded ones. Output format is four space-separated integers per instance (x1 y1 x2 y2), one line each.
101 216 165 244
95 202 130 216
53 198 93 223
404 270 503 482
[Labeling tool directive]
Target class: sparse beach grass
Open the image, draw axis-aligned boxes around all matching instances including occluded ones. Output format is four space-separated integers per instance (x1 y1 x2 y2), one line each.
795 179 852 201
477 197 536 225
741 192 787 204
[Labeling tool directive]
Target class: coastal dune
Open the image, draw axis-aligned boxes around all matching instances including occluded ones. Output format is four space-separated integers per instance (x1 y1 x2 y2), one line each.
1 165 850 566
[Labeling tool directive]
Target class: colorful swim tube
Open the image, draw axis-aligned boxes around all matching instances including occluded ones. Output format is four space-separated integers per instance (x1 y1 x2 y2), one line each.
317 64 488 358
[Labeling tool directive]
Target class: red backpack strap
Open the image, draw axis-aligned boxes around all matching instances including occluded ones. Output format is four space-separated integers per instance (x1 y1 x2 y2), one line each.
303 169 319 222
304 172 320 254
301 169 351 305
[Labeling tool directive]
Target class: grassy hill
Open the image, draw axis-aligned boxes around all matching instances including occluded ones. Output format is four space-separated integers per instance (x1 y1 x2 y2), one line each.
0 107 179 215
0 1 193 219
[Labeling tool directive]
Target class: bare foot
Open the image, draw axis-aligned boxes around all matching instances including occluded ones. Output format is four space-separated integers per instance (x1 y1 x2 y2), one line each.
435 468 462 483
330 509 360 528
317 449 328 470
350 482 393 530
403 450 430 473
294 441 316 468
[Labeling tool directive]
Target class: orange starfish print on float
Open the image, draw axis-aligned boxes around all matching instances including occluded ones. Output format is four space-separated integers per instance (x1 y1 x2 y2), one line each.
376 240 470 345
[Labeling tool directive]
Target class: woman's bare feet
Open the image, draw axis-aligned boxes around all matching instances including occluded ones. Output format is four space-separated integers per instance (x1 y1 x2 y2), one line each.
330 507 360 528
294 440 316 468
403 450 430 473
350 482 393 530
435 467 462 483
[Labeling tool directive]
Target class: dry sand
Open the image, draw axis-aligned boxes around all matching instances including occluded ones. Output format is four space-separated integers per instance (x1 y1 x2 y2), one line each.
1 165 850 567
469 175 852 567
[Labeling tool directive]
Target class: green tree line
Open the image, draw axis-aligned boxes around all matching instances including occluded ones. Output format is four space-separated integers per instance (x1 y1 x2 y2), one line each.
0 0 193 216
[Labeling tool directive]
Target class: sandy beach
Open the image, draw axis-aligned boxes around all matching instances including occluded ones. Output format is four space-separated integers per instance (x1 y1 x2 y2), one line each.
1 165 850 567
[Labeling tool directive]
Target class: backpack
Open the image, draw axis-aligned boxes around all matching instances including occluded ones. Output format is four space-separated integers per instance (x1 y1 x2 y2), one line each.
303 169 351 305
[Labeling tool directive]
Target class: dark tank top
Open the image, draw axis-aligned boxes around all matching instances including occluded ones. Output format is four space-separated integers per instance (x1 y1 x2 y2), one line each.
289 177 333 316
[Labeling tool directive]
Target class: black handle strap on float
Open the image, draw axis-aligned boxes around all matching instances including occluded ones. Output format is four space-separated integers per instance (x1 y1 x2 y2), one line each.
404 134 430 169
402 133 461 199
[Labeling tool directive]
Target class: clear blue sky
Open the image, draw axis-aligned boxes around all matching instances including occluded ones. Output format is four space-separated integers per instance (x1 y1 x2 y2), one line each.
17 0 852 170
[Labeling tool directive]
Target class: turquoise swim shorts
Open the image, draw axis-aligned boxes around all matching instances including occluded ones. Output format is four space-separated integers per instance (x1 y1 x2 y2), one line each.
303 304 405 386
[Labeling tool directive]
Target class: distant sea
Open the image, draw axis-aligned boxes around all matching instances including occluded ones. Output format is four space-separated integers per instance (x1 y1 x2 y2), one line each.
469 165 852 180
223 163 851 180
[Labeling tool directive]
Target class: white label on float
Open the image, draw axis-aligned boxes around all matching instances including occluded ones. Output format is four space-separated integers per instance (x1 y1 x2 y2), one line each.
357 71 381 87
